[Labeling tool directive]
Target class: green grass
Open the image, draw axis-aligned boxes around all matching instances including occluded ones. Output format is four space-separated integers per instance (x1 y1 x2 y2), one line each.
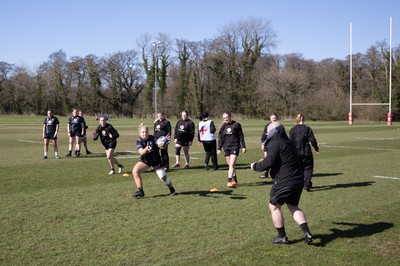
1 116 399 265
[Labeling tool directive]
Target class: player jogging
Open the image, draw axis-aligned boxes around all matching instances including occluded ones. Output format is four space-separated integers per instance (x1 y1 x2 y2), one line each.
217 112 246 188
93 116 124 175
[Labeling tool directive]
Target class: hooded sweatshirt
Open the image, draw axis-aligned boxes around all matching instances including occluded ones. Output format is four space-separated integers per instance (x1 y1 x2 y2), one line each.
251 124 304 188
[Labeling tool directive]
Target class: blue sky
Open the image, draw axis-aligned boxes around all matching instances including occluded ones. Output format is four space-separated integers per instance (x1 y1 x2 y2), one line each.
1 0 398 70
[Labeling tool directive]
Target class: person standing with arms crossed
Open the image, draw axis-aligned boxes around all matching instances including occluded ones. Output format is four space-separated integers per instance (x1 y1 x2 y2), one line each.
217 112 246 188
66 108 85 157
132 124 176 198
93 116 124 175
198 112 219 170
289 114 320 191
42 110 60 159
250 121 313 245
153 111 172 170
173 110 195 169
259 113 278 178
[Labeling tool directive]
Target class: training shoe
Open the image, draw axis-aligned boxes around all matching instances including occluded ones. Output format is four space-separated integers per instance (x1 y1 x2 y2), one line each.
43 156 47 159
172 163 180 168
66 153 71 157
169 187 176 196
304 232 313 244
227 181 238 188
75 152 81 157
55 155 59 159
182 164 190 169
133 190 145 198
204 164 210 170
272 236 289 244
118 165 124 174
108 169 115 175
259 174 266 178
86 150 92 155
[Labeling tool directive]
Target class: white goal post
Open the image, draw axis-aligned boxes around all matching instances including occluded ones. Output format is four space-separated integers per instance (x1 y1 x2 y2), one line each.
348 17 393 125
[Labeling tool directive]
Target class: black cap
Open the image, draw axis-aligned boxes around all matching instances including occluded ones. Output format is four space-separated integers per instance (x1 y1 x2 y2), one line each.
202 112 209 118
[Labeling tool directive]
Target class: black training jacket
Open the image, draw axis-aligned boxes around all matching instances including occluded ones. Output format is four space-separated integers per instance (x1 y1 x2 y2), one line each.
252 125 303 188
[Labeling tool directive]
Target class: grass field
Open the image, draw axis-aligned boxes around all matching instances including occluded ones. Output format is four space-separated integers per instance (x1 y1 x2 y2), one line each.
1 115 399 265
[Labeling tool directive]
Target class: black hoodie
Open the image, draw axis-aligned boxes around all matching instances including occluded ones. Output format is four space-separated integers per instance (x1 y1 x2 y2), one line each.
251 125 304 188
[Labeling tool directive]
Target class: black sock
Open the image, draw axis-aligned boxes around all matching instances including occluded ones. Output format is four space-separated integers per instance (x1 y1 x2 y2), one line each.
233 176 237 182
276 227 286 238
228 177 232 183
138 187 143 191
300 223 310 234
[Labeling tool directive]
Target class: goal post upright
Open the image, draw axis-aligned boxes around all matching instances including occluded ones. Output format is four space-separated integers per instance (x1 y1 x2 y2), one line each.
349 21 353 125
388 16 393 126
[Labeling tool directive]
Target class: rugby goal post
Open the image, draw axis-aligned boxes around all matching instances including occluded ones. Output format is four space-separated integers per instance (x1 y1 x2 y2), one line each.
348 17 393 125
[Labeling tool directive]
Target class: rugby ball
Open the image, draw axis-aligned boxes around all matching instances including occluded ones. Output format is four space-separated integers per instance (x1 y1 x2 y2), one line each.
156 136 169 149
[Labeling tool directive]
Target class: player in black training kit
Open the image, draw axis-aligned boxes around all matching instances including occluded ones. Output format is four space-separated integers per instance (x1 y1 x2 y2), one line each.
66 108 85 157
93 116 124 175
153 111 172 170
43 110 60 159
132 124 176 198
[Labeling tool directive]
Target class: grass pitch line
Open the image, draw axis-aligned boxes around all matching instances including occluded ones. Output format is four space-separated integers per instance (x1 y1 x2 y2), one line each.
18 139 42 144
373 175 400 180
322 144 400 152
355 137 400 141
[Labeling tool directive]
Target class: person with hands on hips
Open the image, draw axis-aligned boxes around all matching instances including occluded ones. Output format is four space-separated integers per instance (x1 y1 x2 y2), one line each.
173 110 195 169
198 112 219 170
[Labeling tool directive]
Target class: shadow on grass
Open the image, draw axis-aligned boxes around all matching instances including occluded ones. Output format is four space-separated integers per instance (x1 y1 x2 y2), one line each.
239 180 274 186
173 163 250 171
294 221 394 247
312 181 375 191
314 172 343 177
150 189 247 200
61 151 136 159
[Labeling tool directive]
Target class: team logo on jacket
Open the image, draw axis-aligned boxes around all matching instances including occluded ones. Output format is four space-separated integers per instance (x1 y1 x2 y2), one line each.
102 130 107 136
226 128 232 134
180 125 184 130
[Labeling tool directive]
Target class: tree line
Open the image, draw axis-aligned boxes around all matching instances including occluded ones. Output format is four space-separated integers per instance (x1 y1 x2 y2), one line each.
1 17 399 121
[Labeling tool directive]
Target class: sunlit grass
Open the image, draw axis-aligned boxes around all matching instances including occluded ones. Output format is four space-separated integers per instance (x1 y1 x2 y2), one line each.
0 116 399 265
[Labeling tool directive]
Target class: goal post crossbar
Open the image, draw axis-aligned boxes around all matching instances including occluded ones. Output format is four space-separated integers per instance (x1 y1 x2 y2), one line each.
351 103 390 106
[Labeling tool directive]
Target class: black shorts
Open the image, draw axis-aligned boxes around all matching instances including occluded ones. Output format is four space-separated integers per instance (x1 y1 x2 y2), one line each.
70 132 82 138
44 133 57 140
103 140 117 150
270 183 303 206
176 140 191 146
140 159 162 168
224 148 240 156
